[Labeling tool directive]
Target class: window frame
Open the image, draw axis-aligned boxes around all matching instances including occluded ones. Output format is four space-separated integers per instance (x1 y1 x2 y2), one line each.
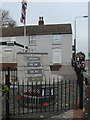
11 37 16 42
5 47 12 52
53 34 61 45
28 35 36 46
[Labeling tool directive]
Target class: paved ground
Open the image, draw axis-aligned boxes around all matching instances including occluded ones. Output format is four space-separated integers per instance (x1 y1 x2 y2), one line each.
52 65 90 120
51 65 81 119
87 74 90 120
52 65 77 80
83 71 90 120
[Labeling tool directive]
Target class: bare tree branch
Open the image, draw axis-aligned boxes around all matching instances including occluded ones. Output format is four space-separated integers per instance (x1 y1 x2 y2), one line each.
0 9 16 28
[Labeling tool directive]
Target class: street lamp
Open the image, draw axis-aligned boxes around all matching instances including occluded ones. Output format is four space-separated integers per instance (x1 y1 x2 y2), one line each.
74 16 88 109
74 15 88 63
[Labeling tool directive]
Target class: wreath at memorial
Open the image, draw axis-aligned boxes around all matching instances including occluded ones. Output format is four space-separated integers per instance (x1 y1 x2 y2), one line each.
0 84 9 96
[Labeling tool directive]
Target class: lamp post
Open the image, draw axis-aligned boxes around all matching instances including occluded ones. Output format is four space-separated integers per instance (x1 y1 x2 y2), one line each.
74 16 88 109
74 16 88 63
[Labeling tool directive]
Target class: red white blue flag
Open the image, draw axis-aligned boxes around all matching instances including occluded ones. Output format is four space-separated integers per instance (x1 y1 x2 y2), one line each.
20 0 27 24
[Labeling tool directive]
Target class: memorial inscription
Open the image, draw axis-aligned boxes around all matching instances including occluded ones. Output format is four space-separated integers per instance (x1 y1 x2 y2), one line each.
27 62 40 67
26 57 40 61
27 69 42 74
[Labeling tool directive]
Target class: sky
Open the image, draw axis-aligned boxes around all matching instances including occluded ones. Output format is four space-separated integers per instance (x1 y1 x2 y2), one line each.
1 1 88 59
0 0 89 2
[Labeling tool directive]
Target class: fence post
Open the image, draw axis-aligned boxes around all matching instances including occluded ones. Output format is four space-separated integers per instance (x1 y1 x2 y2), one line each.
5 67 10 120
79 72 83 109
74 62 77 71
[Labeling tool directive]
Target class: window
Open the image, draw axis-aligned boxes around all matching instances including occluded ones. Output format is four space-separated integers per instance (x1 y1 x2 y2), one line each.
53 48 61 63
28 49 37 53
29 35 36 45
5 47 12 52
11 37 16 42
53 35 61 44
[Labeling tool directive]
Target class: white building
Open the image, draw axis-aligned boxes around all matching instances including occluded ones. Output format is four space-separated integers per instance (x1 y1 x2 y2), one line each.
88 2 90 60
0 17 72 68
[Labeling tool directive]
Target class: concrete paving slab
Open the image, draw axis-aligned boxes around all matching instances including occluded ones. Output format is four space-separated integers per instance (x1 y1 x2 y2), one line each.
51 110 73 119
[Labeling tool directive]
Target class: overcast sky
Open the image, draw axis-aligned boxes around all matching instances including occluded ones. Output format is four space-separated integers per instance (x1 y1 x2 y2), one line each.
0 0 89 2
1 1 88 59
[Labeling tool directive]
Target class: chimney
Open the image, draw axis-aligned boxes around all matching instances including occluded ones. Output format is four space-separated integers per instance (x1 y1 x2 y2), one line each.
38 17 44 25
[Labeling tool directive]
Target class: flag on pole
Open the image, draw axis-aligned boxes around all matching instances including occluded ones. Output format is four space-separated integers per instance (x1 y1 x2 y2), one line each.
20 0 27 24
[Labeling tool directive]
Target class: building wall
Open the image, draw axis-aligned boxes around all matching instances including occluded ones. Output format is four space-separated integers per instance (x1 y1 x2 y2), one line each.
61 34 72 64
0 33 72 65
0 36 28 63
17 53 52 84
88 1 90 59
0 8 2 119
28 34 72 64
34 35 53 64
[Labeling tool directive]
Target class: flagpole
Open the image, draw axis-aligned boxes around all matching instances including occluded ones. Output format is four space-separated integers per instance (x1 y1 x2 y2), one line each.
24 22 26 52
20 0 27 52
24 7 26 53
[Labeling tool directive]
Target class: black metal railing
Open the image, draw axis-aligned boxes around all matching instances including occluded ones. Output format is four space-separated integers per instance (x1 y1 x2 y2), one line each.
73 62 84 109
1 68 80 119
